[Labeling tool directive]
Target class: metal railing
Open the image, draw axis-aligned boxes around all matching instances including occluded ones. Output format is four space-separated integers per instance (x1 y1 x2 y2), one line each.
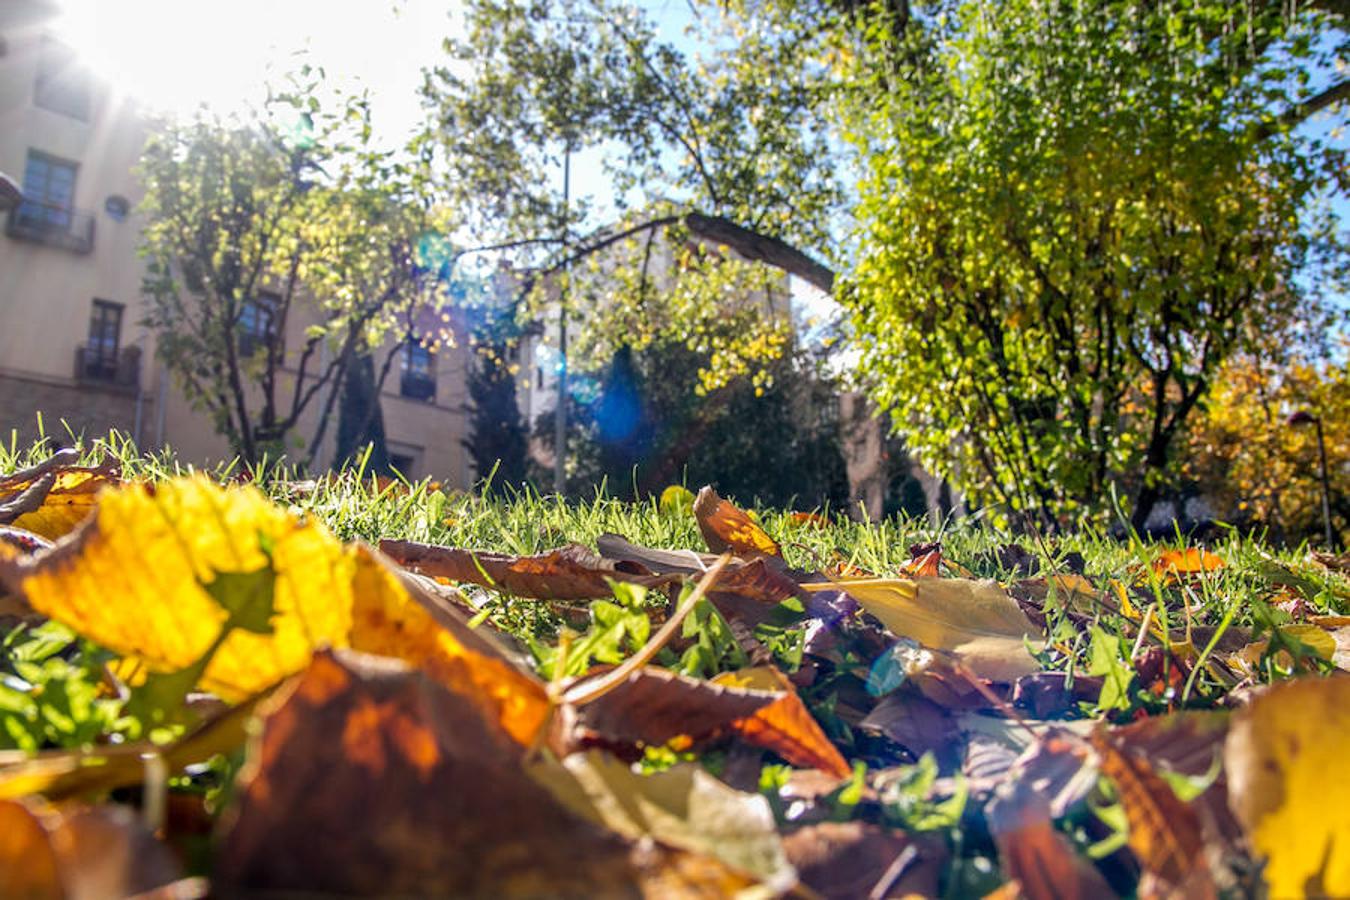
6 198 95 253
75 345 140 388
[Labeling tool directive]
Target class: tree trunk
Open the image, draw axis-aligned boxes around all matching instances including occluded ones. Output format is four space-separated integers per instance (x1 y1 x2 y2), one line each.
335 354 392 475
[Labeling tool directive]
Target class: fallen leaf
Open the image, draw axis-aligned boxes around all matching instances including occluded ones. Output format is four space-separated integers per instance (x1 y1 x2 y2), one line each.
658 484 696 515
988 756 1115 900
693 486 781 558
1152 548 1225 577
216 649 643 897
782 821 947 900
218 649 765 897
858 691 959 768
1225 676 1350 898
1093 733 1214 899
899 542 942 577
378 539 672 600
572 666 781 748
0 451 120 541
788 511 830 529
804 577 1043 682
713 666 852 778
553 749 797 894
0 478 552 746
0 798 181 899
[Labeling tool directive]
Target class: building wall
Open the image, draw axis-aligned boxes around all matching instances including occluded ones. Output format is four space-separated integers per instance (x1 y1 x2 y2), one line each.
0 3 473 485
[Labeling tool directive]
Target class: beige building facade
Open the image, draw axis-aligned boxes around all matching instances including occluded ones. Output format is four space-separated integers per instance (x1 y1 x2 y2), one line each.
0 1 473 484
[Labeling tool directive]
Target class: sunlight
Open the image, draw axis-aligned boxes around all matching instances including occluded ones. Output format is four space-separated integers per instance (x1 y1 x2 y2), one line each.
48 0 446 134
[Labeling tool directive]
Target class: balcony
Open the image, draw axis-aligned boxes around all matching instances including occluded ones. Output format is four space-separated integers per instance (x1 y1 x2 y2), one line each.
75 345 140 390
6 199 95 254
399 371 437 402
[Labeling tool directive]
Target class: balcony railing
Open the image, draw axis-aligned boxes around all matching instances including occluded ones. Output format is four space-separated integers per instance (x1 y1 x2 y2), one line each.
400 371 437 402
75 345 140 389
6 199 95 254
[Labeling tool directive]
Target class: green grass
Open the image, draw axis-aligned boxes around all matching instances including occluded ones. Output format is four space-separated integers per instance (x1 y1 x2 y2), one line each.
5 432 1350 896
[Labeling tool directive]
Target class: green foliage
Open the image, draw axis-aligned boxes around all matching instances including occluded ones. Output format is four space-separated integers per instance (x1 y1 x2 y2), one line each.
0 622 130 751
139 75 450 465
841 0 1345 529
547 339 851 508
421 0 841 386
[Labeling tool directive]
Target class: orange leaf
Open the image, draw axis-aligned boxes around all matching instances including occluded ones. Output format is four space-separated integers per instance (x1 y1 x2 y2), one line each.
1094 733 1215 899
1152 548 1224 576
693 487 781 558
714 667 851 778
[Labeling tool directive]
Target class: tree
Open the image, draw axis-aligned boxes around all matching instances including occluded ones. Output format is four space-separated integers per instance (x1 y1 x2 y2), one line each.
140 84 448 466
839 0 1346 529
462 324 532 491
420 0 841 387
1185 351 1349 548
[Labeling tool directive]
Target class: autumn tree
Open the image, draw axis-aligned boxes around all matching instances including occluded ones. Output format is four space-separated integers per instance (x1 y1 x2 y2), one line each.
1185 351 1349 547
140 85 449 466
839 0 1347 529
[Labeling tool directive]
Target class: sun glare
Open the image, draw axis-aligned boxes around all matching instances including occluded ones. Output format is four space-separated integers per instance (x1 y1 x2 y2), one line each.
48 0 447 130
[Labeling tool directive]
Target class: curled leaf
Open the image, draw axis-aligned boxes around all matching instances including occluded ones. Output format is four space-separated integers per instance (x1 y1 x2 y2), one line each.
379 539 672 599
713 666 851 778
693 486 781 558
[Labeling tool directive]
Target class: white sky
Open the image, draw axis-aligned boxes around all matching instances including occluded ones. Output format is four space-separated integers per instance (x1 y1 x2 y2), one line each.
52 0 453 143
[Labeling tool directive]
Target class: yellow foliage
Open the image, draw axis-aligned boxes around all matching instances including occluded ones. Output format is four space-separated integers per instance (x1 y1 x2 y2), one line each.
1186 354 1349 546
1225 677 1350 897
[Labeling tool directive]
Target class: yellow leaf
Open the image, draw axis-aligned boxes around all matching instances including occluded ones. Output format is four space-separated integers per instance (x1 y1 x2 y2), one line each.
659 485 696 515
8 468 119 540
5 478 353 700
1226 677 1350 897
1153 548 1225 576
802 577 1042 682
1 478 552 747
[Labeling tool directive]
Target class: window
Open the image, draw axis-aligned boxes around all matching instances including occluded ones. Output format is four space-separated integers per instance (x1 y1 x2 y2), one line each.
400 341 436 401
34 36 91 120
237 292 279 357
20 150 76 230
83 300 122 380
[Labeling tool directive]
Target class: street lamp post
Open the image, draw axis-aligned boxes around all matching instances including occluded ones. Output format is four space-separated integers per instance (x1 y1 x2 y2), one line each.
1289 410 1336 548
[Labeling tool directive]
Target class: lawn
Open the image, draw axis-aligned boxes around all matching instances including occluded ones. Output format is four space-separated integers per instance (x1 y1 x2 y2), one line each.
1 437 1348 898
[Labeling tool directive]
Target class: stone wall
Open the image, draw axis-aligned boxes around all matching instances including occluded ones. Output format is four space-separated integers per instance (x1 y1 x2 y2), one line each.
0 371 140 447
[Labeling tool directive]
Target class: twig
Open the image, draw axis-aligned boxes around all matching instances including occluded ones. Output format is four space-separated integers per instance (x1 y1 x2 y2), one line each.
562 554 730 707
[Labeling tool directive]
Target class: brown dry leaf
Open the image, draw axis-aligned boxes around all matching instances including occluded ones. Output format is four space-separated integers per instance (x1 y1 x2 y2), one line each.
989 777 1115 900
1225 676 1350 898
0 798 181 899
899 543 943 577
782 821 947 900
1093 734 1215 899
693 486 781 559
379 539 673 600
0 451 121 541
1152 548 1225 577
994 818 1116 900
804 577 1043 682
218 649 769 898
573 666 781 749
713 666 852 778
